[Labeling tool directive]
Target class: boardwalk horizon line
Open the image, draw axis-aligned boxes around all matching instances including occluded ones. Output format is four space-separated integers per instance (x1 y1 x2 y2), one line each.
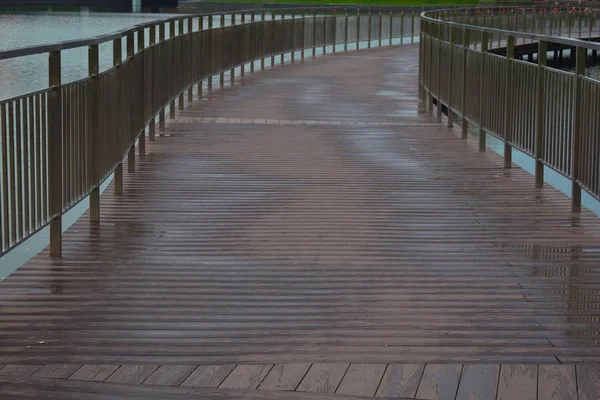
1 5 600 400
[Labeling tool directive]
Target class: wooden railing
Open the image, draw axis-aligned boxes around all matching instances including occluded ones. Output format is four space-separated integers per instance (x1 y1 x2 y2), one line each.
0 8 422 257
420 6 600 212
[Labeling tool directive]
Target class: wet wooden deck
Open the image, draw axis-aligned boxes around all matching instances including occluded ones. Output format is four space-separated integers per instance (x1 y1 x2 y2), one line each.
1 44 600 399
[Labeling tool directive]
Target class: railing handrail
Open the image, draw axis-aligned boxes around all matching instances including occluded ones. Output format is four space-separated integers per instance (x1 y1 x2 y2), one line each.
0 6 423 60
420 6 600 51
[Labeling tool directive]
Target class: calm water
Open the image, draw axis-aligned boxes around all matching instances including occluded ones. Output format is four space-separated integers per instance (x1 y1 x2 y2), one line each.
0 11 172 101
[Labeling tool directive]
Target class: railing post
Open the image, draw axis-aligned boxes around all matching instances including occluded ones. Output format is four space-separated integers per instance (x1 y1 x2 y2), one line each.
344 9 349 51
291 10 296 61
149 24 156 141
271 10 276 65
411 11 415 43
478 31 489 152
260 10 266 70
368 9 372 48
208 15 213 90
447 26 454 128
188 17 194 102
400 11 404 45
250 12 255 72
301 10 306 61
88 44 100 222
427 21 434 111
48 50 62 256
169 21 176 120
159 22 166 130
503 36 515 169
126 33 136 173
137 27 146 158
230 13 235 84
389 11 393 47
535 40 547 188
239 14 245 77
332 9 337 54
220 14 225 87
313 9 317 57
113 37 124 195
178 19 185 109
571 46 585 213
436 23 443 122
378 10 383 47
356 8 360 49
461 27 469 139
281 10 286 63
323 10 327 54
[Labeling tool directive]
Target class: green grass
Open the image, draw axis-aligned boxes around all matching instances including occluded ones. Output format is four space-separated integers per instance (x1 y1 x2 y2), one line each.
188 0 478 6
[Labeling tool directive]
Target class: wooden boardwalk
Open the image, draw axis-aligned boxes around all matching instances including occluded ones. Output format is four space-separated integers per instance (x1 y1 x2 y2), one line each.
1 44 600 398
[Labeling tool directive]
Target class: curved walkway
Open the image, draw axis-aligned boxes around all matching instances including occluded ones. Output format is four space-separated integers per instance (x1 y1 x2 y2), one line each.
1 44 600 398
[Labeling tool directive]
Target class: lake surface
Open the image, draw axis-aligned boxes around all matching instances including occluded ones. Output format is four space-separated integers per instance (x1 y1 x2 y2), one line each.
0 11 174 101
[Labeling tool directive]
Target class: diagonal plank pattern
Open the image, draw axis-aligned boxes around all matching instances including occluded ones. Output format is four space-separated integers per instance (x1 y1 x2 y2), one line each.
2 362 600 399
0 45 600 398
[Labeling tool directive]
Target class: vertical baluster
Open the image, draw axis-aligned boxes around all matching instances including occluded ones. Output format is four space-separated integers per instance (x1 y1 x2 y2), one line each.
323 9 327 54
378 10 383 47
15 100 23 241
389 11 393 47
400 11 404 45
88 44 100 223
159 22 166 129
535 41 547 187
411 11 415 43
22 98 30 235
281 10 285 63
291 10 296 61
113 37 124 195
571 46 585 212
168 21 176 120
301 10 306 61
28 96 35 230
503 36 515 168
447 26 454 128
125 33 136 174
313 9 317 57
479 32 489 152
219 15 225 87
149 25 156 140
48 51 62 256
356 8 360 49
367 8 371 48
344 9 349 51
1 104 8 251
460 27 469 138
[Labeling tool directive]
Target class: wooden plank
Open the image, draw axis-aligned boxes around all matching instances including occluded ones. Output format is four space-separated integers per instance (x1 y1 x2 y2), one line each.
219 364 273 390
455 364 500 400
296 363 350 393
32 364 81 379
496 364 536 400
376 364 425 398
577 364 600 400
68 365 120 382
415 364 462 400
105 365 159 384
143 365 197 386
538 365 577 400
258 363 312 391
336 363 387 396
182 364 236 388
0 365 43 377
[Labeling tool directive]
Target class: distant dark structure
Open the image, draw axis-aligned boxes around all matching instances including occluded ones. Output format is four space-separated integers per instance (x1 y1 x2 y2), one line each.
0 0 179 12
142 0 178 9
